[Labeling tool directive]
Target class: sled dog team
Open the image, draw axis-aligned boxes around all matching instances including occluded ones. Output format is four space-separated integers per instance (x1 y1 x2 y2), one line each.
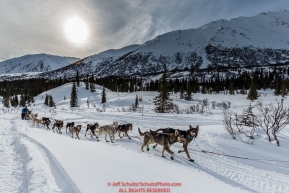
28 112 199 161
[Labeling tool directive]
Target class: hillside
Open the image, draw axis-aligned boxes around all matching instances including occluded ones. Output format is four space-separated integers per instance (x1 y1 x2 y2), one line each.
39 10 289 79
0 53 79 74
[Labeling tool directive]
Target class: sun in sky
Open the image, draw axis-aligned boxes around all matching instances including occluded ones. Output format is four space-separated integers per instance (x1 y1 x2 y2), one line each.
65 17 89 43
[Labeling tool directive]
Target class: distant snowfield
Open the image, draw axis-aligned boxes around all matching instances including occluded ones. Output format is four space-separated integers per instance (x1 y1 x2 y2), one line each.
1 83 289 193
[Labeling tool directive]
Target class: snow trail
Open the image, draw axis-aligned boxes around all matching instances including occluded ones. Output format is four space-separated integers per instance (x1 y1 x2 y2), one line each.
0 116 80 193
0 120 23 193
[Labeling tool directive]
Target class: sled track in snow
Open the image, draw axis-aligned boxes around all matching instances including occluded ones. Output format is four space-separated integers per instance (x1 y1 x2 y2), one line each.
0 120 23 193
0 119 80 193
187 131 289 193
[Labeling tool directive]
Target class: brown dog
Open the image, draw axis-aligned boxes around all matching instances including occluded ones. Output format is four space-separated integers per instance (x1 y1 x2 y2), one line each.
115 123 133 139
51 120 64 133
70 125 82 140
32 117 42 127
138 128 186 160
153 125 199 162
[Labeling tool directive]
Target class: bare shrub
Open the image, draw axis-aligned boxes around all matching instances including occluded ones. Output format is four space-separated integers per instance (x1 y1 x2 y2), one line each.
196 104 200 112
211 101 216 109
184 106 193 114
257 99 289 146
138 106 144 115
222 110 236 139
190 105 196 112
173 104 181 114
202 98 210 107
232 112 243 132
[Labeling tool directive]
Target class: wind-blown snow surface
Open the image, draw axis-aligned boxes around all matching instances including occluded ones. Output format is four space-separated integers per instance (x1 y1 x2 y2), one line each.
1 83 289 193
0 54 79 74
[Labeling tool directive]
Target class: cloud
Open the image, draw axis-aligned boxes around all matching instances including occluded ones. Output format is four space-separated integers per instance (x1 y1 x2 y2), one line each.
0 0 288 61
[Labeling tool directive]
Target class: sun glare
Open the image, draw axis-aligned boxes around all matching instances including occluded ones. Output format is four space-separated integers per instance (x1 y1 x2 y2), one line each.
65 17 88 43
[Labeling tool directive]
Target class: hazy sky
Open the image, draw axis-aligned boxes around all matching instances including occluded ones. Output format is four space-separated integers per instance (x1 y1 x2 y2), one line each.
0 0 289 61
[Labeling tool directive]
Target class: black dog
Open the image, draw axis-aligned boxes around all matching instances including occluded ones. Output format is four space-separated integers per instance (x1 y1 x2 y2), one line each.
42 117 50 122
66 122 75 132
85 123 99 138
41 117 51 129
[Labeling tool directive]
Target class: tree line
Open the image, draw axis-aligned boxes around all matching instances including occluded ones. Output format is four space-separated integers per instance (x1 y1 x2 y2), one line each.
1 65 289 108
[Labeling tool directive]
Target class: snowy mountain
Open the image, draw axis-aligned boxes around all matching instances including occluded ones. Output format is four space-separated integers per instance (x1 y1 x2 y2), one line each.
39 10 289 79
39 44 140 78
0 54 79 74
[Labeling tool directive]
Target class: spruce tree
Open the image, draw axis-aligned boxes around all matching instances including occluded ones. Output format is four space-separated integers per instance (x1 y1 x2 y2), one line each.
14 95 18 107
154 64 174 113
229 80 234 95
87 98 90 108
44 94 49 106
135 95 139 107
129 80 134 92
48 95 55 107
240 85 246 95
247 73 258 101
20 94 26 107
90 74 96 92
180 83 184 99
274 76 282 95
101 87 106 104
76 70 80 87
239 103 258 139
281 79 288 97
201 86 207 94
70 82 78 107
3 96 10 108
185 81 192 100
85 75 89 90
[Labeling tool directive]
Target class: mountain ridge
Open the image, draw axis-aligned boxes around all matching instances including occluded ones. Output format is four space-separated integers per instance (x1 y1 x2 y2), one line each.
2 10 289 79
0 53 79 74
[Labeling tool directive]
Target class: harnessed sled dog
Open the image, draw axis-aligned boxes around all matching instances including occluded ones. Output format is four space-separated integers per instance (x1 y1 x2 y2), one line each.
28 112 38 120
66 122 74 132
115 123 133 139
153 125 199 162
138 128 186 160
85 123 99 138
70 125 82 140
41 117 51 129
96 121 118 143
52 120 64 133
32 117 42 127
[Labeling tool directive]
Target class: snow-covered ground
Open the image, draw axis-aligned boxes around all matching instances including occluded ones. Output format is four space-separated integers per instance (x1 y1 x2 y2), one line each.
1 83 289 193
